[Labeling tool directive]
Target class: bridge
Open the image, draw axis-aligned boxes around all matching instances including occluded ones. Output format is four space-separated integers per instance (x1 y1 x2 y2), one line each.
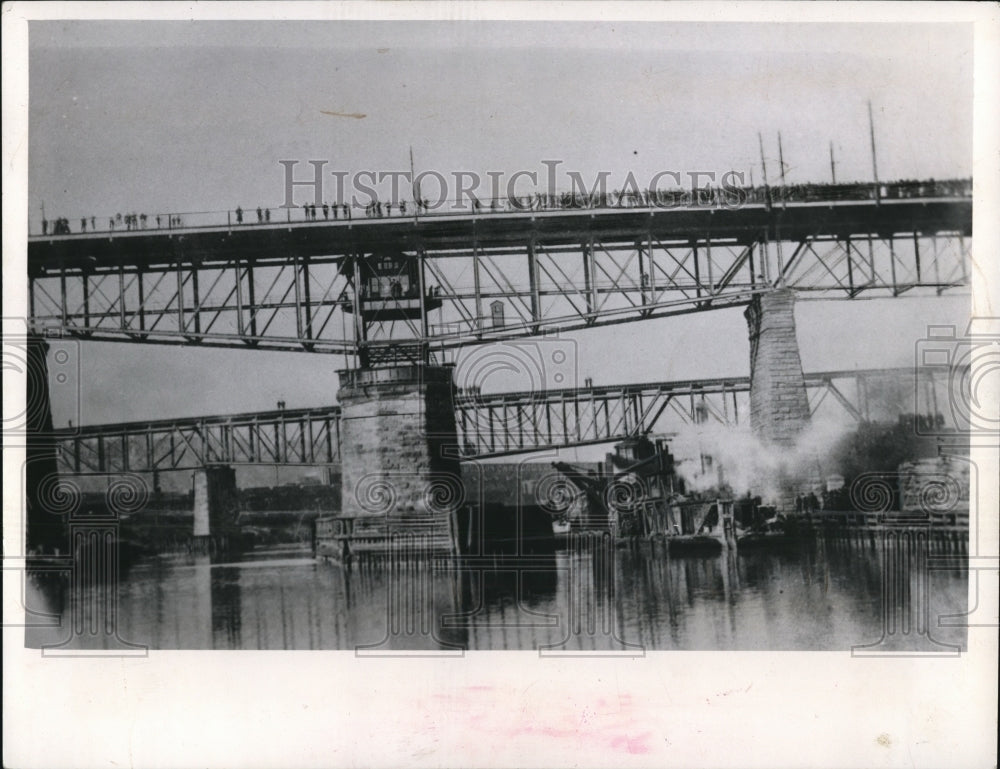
24 178 972 551
28 182 970 363
47 365 950 475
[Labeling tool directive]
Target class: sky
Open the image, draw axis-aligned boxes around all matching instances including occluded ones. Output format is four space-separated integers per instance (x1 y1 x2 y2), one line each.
26 20 974 436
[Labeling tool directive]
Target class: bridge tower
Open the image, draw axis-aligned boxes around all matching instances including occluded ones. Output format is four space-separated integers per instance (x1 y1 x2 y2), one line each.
337 251 461 555
744 288 812 513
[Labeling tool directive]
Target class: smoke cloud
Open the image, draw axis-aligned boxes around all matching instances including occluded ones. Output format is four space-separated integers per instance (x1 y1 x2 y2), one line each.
669 411 856 504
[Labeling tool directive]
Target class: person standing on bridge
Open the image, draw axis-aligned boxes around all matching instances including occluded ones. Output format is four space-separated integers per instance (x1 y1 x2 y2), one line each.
236 206 243 224
265 208 271 222
322 203 329 219
257 207 263 223
42 218 48 235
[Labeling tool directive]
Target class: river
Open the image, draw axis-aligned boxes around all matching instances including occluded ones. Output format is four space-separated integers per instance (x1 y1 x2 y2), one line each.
24 533 968 653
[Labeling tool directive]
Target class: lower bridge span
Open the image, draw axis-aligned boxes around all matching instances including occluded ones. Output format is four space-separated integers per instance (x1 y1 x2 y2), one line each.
46 365 953 475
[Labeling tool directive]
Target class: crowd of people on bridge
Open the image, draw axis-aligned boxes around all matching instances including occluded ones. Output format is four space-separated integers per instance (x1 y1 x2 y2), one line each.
43 217 73 235
41 211 185 235
748 177 972 205
35 177 971 236
235 206 274 224
294 203 352 221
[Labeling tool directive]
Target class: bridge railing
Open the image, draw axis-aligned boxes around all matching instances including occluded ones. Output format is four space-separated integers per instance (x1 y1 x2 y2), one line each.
30 178 972 238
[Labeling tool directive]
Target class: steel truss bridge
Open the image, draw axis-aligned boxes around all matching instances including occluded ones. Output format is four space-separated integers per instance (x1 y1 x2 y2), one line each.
50 366 946 475
28 186 971 365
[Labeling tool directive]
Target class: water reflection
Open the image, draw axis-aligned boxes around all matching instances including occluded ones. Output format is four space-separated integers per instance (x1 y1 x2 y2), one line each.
25 533 968 652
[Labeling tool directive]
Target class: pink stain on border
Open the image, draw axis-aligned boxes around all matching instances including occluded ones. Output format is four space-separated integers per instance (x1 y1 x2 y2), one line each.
427 687 655 756
611 732 653 754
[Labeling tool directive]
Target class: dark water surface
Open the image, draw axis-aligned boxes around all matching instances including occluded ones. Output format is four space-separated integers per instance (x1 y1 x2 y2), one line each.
25 534 968 652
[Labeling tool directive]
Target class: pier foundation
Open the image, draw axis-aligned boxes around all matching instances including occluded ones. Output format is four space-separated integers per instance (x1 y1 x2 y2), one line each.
744 289 812 514
192 465 238 552
337 365 461 554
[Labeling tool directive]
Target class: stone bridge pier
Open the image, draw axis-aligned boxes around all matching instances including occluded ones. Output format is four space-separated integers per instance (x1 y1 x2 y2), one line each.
744 288 813 514
337 365 462 555
192 464 239 552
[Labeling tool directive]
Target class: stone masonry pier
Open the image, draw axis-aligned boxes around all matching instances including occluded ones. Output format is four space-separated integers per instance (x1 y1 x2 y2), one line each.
336 365 461 553
744 289 812 513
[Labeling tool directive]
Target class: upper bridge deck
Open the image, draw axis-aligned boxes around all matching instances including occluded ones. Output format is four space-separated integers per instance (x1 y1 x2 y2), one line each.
24 179 973 353
28 180 972 274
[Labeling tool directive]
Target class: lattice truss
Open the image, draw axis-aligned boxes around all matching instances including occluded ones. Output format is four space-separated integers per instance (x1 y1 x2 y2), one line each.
55 367 953 472
29 200 971 356
453 367 950 458
56 407 342 474
30 254 355 353
778 231 970 297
